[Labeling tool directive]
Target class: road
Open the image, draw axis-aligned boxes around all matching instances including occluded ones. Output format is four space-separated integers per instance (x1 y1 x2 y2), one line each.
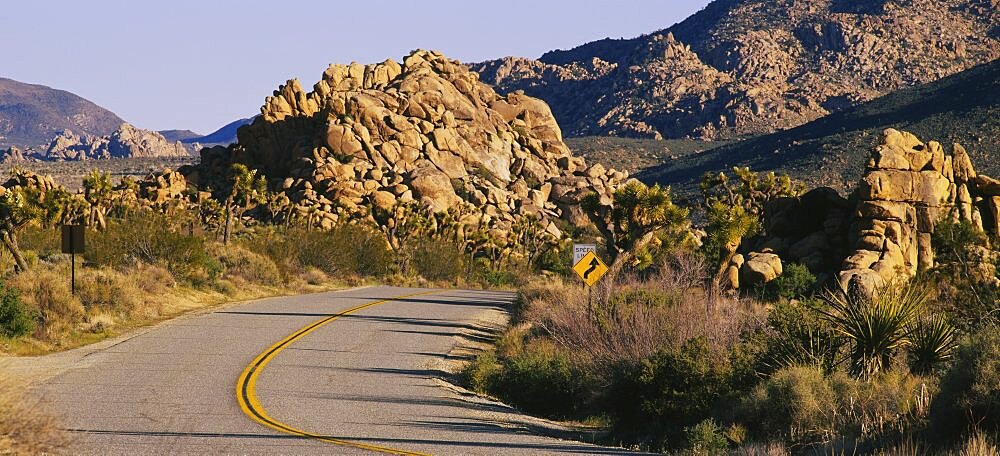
8 286 633 455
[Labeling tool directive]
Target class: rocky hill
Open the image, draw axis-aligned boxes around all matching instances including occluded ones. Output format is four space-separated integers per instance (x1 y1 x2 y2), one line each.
639 58 1000 197
473 0 999 140
28 123 191 161
190 50 627 235
0 77 125 148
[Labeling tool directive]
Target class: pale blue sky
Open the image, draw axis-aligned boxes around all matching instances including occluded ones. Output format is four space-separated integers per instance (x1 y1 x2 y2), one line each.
1 1 711 134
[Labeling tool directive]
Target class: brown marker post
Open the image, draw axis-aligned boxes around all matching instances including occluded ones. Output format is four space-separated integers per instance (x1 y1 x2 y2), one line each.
61 225 85 295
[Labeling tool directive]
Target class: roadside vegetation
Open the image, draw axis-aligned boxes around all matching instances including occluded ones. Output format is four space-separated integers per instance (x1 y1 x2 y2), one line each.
463 168 1000 454
0 166 555 356
2 160 1000 454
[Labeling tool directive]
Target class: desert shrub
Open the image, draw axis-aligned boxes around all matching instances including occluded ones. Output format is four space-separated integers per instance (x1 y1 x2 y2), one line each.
462 351 503 394
606 338 736 449
0 375 67 454
533 241 572 275
211 243 281 286
477 266 519 287
87 211 220 284
10 268 84 339
820 281 927 378
908 317 959 375
17 224 60 259
75 269 144 318
489 339 595 419
413 238 464 281
762 299 843 374
931 325 1000 440
328 223 393 277
685 418 731 455
758 262 817 301
741 367 933 448
0 284 35 338
248 225 391 278
930 218 1000 330
742 366 840 442
609 288 677 309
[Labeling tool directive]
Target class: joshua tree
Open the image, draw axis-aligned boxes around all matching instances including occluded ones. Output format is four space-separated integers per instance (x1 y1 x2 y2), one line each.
220 164 268 244
0 184 66 272
582 180 690 278
82 169 114 230
700 167 803 289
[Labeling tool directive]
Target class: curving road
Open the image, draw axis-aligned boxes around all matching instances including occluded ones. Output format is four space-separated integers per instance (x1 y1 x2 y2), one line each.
9 286 634 455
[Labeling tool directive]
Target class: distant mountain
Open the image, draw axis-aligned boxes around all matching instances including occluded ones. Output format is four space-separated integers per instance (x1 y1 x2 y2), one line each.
186 117 253 145
638 59 1000 197
473 0 999 140
0 77 125 148
162 117 253 148
159 129 202 142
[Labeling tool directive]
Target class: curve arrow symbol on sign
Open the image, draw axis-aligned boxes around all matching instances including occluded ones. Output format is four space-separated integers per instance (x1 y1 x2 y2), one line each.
583 258 599 280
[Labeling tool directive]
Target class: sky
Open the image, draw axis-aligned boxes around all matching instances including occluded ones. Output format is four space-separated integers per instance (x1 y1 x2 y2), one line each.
1 1 711 134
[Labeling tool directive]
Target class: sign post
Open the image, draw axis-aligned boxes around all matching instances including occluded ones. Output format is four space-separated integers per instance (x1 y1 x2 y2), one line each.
572 249 609 321
61 225 84 295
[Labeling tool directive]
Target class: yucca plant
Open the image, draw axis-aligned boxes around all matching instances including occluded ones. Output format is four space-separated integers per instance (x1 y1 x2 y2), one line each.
819 281 928 379
907 317 958 375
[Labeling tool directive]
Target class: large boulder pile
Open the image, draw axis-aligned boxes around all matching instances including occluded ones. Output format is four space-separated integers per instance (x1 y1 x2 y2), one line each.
192 50 627 234
45 123 191 160
839 129 1000 292
730 128 1000 293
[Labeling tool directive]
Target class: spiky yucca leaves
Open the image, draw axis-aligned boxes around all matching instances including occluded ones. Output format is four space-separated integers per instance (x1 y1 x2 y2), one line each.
908 317 958 375
820 281 928 379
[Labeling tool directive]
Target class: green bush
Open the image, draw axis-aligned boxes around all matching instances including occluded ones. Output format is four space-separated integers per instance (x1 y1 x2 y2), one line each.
87 211 220 284
609 288 677 309
76 270 143 317
248 225 392 278
0 285 35 338
685 419 730 455
762 299 843 374
462 351 503 394
17 225 60 259
490 341 594 419
606 338 735 449
932 325 1000 439
413 238 464 281
741 366 838 442
212 243 282 286
759 262 816 301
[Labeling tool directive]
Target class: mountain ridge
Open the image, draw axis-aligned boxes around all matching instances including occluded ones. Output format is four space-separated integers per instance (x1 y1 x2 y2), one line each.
473 0 999 140
0 77 125 148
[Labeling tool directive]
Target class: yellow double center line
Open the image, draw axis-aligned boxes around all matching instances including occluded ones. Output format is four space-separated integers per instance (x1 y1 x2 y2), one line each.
235 290 440 455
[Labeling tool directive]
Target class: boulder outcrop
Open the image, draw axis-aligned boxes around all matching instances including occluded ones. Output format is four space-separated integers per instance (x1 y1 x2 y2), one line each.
730 129 1000 294
839 129 1000 293
191 50 626 235
44 124 191 160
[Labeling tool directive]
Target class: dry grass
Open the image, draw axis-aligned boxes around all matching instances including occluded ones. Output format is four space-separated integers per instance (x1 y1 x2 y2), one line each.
0 375 67 455
521 252 765 371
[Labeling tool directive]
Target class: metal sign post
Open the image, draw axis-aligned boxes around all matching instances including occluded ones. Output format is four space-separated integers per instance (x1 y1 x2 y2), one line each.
61 225 85 295
571 249 609 322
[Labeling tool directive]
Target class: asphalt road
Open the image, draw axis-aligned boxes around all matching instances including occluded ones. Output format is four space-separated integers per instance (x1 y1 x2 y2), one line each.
15 286 634 455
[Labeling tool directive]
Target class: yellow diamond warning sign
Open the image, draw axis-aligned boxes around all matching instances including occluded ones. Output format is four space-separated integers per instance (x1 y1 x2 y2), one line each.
573 251 608 287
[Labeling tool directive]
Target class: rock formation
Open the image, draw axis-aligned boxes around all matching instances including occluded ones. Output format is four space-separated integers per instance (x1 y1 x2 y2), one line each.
190 50 626 236
44 123 191 160
474 0 999 139
839 129 1000 293
731 128 1000 293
